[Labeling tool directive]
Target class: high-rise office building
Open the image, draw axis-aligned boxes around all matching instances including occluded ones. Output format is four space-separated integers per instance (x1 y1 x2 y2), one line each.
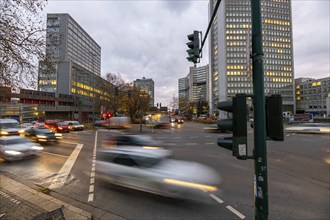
38 14 112 118
133 77 155 107
178 65 209 115
209 0 295 116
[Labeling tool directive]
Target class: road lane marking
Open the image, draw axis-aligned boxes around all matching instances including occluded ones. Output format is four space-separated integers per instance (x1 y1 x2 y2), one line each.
209 194 224 204
41 151 69 158
88 131 98 203
205 142 216 145
185 143 197 145
226 205 246 219
48 144 84 190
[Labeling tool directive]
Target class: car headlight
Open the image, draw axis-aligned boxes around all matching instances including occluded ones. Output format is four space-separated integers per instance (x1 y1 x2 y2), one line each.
55 133 62 137
163 178 218 192
31 146 44 150
81 125 84 128
37 135 48 139
19 129 25 134
4 150 22 155
58 127 63 130
1 131 9 135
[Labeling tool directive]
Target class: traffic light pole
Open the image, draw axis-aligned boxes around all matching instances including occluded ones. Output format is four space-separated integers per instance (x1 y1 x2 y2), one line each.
251 1 268 219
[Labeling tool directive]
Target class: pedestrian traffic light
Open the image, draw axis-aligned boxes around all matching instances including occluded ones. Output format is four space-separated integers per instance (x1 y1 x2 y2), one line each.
266 94 284 141
217 93 248 159
186 30 200 64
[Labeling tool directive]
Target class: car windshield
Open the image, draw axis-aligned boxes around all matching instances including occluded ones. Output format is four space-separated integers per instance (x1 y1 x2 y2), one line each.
70 121 80 125
58 122 68 126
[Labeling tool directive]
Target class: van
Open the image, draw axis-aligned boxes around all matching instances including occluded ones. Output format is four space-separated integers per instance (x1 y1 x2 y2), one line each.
107 117 131 129
0 119 20 136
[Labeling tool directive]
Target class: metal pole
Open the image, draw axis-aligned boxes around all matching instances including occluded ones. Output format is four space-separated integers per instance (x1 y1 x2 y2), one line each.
92 54 95 128
250 0 268 219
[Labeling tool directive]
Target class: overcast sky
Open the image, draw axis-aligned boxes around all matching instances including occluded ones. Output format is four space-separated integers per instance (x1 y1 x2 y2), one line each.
43 0 329 106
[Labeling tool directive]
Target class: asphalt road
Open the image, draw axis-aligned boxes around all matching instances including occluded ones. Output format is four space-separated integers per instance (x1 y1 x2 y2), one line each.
1 122 329 219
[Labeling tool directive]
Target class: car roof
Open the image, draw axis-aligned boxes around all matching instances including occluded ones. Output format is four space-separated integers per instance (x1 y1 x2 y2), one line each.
0 136 26 141
98 146 171 158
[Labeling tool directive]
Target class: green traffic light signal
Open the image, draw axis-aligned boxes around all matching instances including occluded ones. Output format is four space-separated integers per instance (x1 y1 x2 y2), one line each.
217 94 248 159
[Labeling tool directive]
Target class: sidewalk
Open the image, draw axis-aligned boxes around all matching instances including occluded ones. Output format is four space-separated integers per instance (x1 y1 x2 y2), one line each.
0 174 92 220
0 173 128 220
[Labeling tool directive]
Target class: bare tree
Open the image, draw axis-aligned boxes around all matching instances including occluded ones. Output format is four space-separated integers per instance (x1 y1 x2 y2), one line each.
0 0 47 89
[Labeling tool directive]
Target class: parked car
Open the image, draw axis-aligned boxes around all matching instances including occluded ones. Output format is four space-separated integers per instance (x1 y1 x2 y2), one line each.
0 136 44 161
45 120 70 133
24 127 62 142
102 134 163 148
66 121 84 131
285 123 330 134
96 147 221 202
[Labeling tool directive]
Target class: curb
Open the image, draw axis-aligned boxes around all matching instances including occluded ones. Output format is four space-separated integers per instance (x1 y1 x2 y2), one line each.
0 174 92 220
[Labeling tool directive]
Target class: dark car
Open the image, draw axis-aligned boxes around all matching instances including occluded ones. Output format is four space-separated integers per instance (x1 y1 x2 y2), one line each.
45 120 70 133
174 117 184 124
24 127 62 142
102 134 163 148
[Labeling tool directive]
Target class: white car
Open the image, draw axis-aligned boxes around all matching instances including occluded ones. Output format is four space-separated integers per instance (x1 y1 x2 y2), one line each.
96 147 221 202
65 121 84 131
0 136 44 161
285 123 330 134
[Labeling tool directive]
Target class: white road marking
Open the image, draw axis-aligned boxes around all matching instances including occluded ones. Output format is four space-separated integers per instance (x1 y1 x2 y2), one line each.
48 144 84 189
41 151 69 158
226 205 246 219
205 142 216 145
185 143 197 145
88 131 98 203
209 194 224 204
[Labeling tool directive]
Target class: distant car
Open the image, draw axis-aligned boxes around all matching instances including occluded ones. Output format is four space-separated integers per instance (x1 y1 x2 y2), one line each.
0 136 44 161
154 121 171 129
18 123 34 134
198 115 207 120
175 117 184 124
24 127 62 142
102 134 163 148
45 120 70 133
66 121 84 131
0 119 20 136
285 123 330 134
96 147 221 202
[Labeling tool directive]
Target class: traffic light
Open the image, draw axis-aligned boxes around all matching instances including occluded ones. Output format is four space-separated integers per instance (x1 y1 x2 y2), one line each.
115 87 119 96
107 113 112 119
265 94 284 141
186 30 200 64
217 94 248 159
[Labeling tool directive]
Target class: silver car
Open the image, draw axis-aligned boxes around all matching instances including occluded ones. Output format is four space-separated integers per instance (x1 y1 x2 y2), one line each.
96 147 221 202
0 136 44 161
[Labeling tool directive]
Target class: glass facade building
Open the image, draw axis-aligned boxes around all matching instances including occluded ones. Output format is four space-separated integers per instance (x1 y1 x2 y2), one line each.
209 0 295 115
133 77 155 107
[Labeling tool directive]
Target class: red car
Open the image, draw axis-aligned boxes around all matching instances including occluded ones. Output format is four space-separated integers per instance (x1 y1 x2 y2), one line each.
45 120 70 133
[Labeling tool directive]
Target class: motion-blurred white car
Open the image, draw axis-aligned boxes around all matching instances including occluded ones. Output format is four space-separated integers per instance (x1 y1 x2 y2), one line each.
0 136 44 161
96 147 221 202
285 123 330 134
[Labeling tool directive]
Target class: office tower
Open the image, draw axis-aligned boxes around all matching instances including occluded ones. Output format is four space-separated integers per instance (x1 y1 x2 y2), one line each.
38 13 111 118
178 65 209 115
133 77 155 107
209 0 295 116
